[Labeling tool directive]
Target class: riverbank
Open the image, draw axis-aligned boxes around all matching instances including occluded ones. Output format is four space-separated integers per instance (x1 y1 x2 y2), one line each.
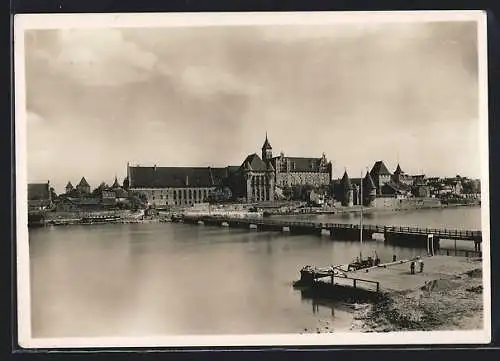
350 264 483 332
302 258 483 333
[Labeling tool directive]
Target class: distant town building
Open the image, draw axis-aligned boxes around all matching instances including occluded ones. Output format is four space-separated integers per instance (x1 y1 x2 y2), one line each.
28 181 52 211
76 177 91 194
392 164 413 186
370 161 393 196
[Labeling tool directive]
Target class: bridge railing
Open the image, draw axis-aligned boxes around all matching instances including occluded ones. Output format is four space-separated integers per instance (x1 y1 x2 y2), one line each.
185 215 481 239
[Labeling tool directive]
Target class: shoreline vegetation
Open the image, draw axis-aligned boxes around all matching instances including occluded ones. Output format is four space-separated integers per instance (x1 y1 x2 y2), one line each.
28 201 481 228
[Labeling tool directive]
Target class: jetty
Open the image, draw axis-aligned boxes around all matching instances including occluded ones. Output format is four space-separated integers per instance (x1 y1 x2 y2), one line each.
178 215 482 251
294 255 482 297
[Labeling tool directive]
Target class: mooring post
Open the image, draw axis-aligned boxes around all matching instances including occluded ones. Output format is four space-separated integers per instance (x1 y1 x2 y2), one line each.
331 275 334 285
353 279 357 289
455 239 457 256
376 282 379 293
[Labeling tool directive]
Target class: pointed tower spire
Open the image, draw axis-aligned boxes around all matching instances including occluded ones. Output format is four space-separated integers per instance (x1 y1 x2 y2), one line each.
341 170 353 190
262 131 272 161
112 175 120 189
363 170 376 190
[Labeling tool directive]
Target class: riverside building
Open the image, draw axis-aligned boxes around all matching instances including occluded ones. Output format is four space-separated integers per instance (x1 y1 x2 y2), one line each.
125 134 334 206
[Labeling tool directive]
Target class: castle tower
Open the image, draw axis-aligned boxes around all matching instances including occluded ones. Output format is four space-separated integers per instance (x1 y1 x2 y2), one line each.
393 163 403 184
65 181 74 194
261 132 273 162
340 170 353 207
363 171 377 207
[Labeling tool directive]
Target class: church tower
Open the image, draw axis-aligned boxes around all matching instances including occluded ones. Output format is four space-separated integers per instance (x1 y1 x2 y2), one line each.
261 132 273 162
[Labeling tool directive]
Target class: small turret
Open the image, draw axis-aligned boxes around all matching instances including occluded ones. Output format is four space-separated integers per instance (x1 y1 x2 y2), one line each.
363 171 377 207
65 181 74 194
340 170 353 207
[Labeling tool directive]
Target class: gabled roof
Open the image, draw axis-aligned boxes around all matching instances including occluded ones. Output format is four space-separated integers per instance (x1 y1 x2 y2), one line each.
242 153 268 171
370 161 392 176
77 177 90 188
129 166 226 188
383 181 412 193
65 181 73 189
340 171 353 190
286 157 324 173
394 164 403 175
28 183 50 201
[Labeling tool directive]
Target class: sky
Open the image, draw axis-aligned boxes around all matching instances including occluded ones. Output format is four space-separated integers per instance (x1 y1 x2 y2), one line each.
23 20 482 194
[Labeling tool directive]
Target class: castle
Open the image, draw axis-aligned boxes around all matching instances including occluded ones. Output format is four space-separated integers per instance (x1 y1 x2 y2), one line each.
125 134 333 207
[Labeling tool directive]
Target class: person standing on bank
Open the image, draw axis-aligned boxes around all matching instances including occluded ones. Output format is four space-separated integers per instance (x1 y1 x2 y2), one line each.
410 261 415 274
418 259 424 273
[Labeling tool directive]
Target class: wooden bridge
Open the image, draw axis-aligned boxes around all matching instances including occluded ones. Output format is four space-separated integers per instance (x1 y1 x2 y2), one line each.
179 215 482 251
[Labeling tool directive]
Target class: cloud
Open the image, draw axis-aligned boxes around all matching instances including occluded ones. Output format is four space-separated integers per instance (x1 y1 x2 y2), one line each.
28 29 160 87
22 22 482 192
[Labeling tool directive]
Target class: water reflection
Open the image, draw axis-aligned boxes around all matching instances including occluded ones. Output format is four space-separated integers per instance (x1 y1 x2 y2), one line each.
28 207 480 338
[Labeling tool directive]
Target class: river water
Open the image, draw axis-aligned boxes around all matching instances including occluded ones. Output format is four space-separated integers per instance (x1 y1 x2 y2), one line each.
29 207 481 338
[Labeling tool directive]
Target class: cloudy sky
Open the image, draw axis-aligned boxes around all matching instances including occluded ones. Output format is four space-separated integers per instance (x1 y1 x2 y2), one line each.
23 20 481 193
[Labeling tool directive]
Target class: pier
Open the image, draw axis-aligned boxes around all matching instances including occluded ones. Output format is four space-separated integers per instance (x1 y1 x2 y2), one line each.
179 215 482 251
294 255 482 297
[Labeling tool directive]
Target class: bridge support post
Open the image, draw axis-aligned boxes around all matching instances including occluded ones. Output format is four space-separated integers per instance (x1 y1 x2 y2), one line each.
427 234 435 256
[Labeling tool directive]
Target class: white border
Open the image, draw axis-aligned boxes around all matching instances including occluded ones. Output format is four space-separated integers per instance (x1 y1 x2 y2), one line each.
14 11 491 349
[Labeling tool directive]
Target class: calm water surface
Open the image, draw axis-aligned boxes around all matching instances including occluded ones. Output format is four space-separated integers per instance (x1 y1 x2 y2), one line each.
29 207 481 338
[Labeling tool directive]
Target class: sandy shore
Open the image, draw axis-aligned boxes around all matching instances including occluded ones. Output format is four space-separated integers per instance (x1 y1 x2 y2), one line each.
300 257 483 333
350 262 483 332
